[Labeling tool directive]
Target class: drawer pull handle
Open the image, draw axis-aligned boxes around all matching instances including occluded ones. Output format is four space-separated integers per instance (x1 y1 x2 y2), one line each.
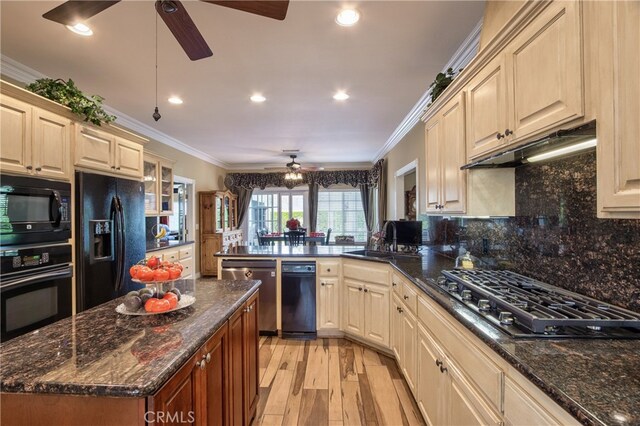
435 359 442 367
440 365 448 374
392 282 397 287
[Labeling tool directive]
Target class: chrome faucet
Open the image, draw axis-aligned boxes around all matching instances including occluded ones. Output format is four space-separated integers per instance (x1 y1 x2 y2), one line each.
382 221 398 252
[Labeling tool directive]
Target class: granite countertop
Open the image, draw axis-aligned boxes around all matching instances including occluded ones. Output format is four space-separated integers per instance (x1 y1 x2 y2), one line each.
217 244 366 257
217 246 640 425
146 240 195 253
0 279 260 397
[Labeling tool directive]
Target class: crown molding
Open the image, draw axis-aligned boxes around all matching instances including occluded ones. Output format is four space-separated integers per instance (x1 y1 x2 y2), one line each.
373 19 482 162
227 161 373 172
0 54 229 170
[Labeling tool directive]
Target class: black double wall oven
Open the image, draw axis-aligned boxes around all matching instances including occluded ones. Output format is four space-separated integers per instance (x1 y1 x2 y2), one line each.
0 174 72 342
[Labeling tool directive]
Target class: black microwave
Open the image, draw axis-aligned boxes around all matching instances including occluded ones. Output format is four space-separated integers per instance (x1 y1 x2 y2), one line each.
0 174 71 246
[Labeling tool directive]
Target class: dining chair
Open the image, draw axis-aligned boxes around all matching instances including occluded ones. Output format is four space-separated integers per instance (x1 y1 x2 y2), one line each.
287 230 306 246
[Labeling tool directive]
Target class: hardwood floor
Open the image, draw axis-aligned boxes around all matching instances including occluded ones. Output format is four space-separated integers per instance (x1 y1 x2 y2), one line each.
253 337 424 426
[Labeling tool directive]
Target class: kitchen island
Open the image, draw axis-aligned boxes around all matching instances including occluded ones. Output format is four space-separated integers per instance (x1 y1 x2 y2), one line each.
0 278 261 425
216 246 640 426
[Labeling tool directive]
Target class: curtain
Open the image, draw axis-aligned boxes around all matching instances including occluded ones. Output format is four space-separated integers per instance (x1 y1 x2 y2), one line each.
377 160 387 231
359 184 375 239
308 182 319 232
234 187 253 227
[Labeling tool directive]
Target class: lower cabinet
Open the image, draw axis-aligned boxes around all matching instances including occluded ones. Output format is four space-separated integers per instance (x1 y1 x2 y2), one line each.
392 294 418 395
148 291 259 426
317 277 340 330
342 278 390 348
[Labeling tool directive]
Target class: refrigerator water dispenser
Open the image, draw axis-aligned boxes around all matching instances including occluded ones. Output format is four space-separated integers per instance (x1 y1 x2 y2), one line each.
90 220 114 263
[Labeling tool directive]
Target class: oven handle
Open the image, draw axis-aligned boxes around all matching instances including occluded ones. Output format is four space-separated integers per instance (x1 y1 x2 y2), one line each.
0 265 73 292
49 190 63 227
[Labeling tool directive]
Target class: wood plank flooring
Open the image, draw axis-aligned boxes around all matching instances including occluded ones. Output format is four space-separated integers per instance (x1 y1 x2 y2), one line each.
253 337 425 426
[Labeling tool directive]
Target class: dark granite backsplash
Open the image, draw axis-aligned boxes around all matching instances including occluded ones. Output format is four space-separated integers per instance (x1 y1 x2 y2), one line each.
421 150 640 313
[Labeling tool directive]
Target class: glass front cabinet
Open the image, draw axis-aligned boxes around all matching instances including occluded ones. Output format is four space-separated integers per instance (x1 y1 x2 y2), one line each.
144 152 175 216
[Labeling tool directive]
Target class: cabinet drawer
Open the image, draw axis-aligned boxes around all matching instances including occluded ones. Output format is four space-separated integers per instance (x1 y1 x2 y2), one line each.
343 260 389 286
318 261 340 277
181 258 195 278
418 295 503 411
401 281 418 315
163 250 180 262
179 246 193 260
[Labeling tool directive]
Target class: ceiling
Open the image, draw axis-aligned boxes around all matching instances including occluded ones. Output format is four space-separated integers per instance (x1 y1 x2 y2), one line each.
0 0 484 170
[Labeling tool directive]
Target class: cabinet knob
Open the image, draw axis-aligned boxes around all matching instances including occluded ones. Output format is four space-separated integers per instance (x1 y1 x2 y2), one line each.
435 359 442 367
205 353 211 364
363 288 369 293
358 287 363 292
116 167 121 170
26 165 33 170
440 365 448 374
403 295 409 300
321 282 325 286
398 307 403 313
35 167 42 172
196 360 205 370
496 132 505 140
392 282 397 287
505 128 513 137
111 166 116 169
327 268 331 272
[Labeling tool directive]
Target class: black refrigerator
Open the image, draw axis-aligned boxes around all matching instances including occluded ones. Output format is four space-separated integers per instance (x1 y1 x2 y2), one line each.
75 171 146 312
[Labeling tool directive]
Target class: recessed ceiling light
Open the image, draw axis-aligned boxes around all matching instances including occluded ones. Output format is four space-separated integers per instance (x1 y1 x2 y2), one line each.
168 96 183 105
333 91 350 101
250 94 266 103
66 23 93 36
336 8 360 26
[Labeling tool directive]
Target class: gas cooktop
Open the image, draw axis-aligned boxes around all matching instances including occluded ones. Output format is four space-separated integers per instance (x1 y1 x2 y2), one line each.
438 269 640 338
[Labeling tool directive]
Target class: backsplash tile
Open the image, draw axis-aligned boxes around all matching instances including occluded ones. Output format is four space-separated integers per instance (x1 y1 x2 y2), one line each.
422 150 640 312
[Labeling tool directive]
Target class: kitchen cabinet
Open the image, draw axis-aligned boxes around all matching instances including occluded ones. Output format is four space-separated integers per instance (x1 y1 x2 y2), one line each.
425 93 466 213
392 295 417 395
317 259 341 332
341 259 391 348
148 321 228 426
200 191 242 277
147 243 195 279
0 95 72 181
229 291 259 425
465 0 584 162
74 124 144 179
596 0 640 219
144 152 175 216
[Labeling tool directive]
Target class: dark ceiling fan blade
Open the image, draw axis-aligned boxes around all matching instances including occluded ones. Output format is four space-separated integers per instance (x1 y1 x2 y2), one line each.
155 0 213 61
42 1 121 25
202 1 289 20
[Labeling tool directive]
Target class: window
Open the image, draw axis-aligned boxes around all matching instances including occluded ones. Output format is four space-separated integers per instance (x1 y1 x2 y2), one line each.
317 190 367 243
247 190 307 244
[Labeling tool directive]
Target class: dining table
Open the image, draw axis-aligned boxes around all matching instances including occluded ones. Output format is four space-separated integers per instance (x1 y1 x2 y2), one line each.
260 232 326 245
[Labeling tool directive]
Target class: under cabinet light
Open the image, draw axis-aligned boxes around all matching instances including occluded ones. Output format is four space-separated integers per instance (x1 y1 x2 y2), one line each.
527 139 597 163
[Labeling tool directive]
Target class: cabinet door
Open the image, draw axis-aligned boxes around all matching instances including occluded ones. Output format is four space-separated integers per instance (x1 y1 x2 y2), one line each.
318 278 340 329
448 365 502 426
508 0 584 141
229 308 245 426
424 116 441 212
114 137 143 179
342 279 364 337
200 236 220 276
160 162 174 214
391 295 403 362
150 353 198 425
465 55 509 160
440 93 466 213
598 1 640 218
32 109 71 180
202 325 229 426
244 293 259 424
74 125 114 172
417 323 448 426
401 307 417 396
503 377 558 426
0 96 32 175
144 157 160 215
363 283 390 347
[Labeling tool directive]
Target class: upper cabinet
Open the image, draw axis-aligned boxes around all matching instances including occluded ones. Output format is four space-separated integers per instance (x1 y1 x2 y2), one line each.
75 124 144 179
144 152 175 216
465 0 584 162
1 95 72 181
596 1 640 219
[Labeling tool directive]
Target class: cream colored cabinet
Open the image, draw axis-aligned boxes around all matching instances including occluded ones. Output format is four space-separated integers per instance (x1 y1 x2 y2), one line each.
507 0 583 142
417 322 448 426
424 93 467 214
146 243 195 279
448 362 502 426
465 0 584 162
144 152 175 216
74 124 143 179
363 282 390 347
597 1 640 219
391 295 403 361
318 277 340 330
0 96 71 180
400 302 417 395
465 55 510 159
342 279 365 336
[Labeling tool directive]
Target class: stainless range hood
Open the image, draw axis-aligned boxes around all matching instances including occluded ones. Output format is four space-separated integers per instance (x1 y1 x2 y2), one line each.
461 121 596 169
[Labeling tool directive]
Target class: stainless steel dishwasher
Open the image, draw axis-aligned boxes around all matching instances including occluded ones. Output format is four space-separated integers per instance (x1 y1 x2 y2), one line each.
221 259 277 335
281 261 316 339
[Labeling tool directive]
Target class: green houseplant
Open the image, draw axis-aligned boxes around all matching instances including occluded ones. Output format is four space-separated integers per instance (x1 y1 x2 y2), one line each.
428 67 462 106
25 78 116 126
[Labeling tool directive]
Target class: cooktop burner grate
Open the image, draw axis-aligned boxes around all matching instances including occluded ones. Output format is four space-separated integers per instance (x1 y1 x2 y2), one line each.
440 269 640 337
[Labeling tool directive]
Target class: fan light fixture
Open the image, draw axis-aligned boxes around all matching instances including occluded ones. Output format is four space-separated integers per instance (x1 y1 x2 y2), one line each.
284 155 303 180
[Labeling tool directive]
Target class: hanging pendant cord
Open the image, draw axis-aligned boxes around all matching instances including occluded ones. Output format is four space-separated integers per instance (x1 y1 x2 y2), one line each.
155 13 158 108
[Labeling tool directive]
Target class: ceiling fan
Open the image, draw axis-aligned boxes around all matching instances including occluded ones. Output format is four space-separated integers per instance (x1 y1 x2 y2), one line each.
42 0 290 61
